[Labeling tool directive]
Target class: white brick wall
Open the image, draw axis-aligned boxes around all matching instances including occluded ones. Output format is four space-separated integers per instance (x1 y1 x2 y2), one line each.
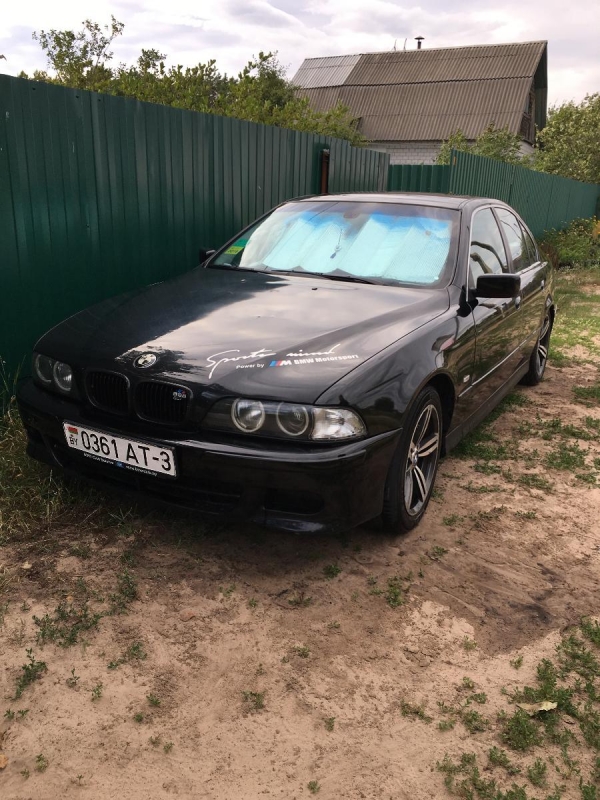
369 139 534 165
368 141 444 165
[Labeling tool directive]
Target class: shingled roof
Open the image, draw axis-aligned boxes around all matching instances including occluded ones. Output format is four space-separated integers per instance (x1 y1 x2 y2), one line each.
293 41 548 142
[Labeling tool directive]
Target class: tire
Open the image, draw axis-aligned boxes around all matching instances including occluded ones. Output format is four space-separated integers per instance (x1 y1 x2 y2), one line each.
381 386 443 534
520 311 552 386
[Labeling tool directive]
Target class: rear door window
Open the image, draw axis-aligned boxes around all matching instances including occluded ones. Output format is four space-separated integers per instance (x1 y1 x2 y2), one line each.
495 208 529 272
469 208 509 287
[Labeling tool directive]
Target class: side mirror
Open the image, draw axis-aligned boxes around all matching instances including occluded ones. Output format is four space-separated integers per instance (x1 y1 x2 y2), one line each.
199 247 216 264
475 273 521 299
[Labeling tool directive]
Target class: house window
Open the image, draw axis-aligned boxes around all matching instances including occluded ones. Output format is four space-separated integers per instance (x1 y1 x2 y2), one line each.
520 89 535 144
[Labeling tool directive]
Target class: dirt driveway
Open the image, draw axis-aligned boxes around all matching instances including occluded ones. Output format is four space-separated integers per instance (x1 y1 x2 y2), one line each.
1 272 600 799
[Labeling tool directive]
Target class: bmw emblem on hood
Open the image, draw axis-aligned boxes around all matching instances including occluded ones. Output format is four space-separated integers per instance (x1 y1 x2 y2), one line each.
134 352 158 369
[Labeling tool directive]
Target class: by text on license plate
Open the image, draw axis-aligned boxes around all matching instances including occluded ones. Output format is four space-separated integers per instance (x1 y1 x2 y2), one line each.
62 422 177 477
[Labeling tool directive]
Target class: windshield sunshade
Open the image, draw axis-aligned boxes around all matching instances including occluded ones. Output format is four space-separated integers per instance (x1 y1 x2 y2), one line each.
213 201 460 287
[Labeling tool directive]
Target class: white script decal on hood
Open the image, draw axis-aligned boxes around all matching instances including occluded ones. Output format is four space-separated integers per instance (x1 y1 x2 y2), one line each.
206 348 276 380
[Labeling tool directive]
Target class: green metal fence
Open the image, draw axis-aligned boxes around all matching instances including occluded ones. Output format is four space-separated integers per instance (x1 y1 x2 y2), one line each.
0 75 389 386
388 152 600 239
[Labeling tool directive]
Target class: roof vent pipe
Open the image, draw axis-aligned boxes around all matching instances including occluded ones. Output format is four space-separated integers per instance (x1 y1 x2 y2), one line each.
415 36 424 50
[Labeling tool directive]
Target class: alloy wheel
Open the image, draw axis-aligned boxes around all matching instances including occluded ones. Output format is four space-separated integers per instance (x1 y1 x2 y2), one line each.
537 315 551 373
404 403 441 517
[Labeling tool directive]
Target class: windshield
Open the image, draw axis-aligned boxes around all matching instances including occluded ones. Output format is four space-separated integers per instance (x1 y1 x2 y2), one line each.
211 200 460 286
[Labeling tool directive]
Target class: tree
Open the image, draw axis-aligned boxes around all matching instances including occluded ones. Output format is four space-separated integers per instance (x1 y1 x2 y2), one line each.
32 16 123 92
535 94 600 184
436 123 524 166
25 18 365 146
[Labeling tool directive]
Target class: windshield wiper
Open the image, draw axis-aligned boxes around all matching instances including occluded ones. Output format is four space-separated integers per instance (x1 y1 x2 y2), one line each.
207 263 267 273
269 268 377 285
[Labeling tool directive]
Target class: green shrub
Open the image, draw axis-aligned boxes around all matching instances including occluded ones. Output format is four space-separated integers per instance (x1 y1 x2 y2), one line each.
540 217 600 268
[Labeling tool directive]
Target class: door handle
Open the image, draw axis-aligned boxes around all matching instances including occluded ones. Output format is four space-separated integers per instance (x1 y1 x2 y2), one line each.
514 295 522 308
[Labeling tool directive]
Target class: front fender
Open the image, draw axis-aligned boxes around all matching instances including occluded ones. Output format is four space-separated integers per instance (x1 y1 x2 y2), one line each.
316 309 471 437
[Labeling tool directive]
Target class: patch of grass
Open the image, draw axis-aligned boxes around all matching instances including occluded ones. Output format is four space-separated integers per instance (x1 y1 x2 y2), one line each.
109 570 138 613
517 473 554 492
461 481 502 494
133 712 144 723
510 655 524 670
488 747 520 776
219 584 236 597
443 514 462 527
400 700 432 724
527 758 547 787
545 442 588 471
323 564 341 579
147 693 160 707
35 754 49 772
66 668 80 688
515 510 537 520
428 545 449 561
242 691 265 712
438 719 455 731
461 708 489 733
34 600 102 647
573 384 600 404
307 780 320 794
462 637 477 652
469 692 488 705
108 640 147 669
91 683 103 701
501 709 543 751
385 574 411 608
68 543 91 559
248 597 258 609
288 592 312 608
461 677 476 691
14 649 47 698
163 741 173 753
20 768 30 779
294 645 310 659
581 618 600 647
324 717 335 732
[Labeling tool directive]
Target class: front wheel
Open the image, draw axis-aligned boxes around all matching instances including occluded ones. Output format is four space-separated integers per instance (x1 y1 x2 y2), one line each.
520 311 552 386
381 387 443 534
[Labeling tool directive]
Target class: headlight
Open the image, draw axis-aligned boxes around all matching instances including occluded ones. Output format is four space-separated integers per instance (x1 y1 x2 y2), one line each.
33 352 75 395
311 408 366 440
53 361 73 393
276 403 310 437
33 354 54 385
232 398 265 432
206 398 366 441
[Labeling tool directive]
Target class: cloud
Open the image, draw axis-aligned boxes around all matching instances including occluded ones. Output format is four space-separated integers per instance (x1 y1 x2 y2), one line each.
0 0 597 103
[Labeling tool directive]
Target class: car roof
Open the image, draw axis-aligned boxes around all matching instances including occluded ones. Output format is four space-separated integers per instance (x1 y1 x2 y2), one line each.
297 192 505 211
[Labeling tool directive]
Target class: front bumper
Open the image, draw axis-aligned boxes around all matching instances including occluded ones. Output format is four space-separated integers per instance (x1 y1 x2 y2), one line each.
17 380 400 534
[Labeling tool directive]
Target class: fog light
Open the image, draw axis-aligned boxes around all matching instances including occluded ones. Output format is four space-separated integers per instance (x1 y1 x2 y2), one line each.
232 398 265 432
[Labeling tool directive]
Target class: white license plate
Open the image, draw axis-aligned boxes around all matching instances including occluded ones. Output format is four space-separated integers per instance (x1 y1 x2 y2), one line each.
62 422 177 477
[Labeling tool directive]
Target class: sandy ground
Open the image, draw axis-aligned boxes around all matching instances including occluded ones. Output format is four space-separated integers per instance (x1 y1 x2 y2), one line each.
1 361 600 800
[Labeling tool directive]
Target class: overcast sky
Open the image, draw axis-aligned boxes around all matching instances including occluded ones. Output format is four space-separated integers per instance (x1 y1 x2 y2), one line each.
1 0 598 105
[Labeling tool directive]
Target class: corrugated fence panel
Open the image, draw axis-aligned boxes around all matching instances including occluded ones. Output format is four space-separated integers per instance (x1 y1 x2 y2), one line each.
0 74 389 385
447 151 600 238
387 164 450 193
387 153 599 239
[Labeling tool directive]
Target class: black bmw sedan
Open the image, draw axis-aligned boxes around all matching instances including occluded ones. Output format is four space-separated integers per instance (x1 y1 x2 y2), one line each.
17 193 554 534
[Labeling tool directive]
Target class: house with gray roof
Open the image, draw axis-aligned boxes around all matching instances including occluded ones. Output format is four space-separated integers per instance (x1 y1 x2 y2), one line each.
292 41 548 165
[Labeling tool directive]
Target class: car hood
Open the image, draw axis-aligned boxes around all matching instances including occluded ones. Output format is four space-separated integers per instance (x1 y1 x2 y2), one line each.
38 267 449 404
